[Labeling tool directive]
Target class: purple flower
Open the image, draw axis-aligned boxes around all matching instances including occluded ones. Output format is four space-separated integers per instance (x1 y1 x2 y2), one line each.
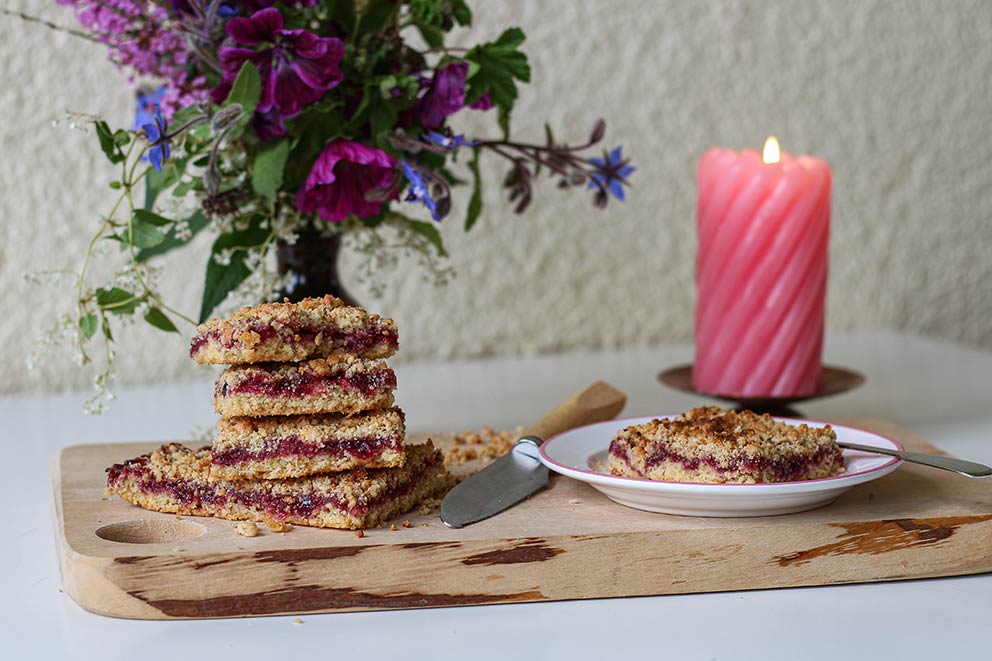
219 7 344 119
588 146 635 202
416 62 469 128
133 86 165 130
402 162 440 221
59 0 207 117
295 140 397 222
142 110 171 171
469 93 493 111
252 109 288 142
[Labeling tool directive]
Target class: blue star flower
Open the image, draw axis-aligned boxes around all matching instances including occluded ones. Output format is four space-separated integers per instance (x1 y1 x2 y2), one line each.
424 131 478 149
217 3 238 18
402 161 440 221
133 86 165 131
588 145 635 202
142 111 171 172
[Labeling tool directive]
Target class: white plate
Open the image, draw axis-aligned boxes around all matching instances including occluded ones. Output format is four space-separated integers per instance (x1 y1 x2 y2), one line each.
539 416 903 517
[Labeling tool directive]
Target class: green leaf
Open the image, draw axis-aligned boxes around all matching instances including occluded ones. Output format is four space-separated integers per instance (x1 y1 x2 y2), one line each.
144 307 178 333
137 209 209 261
94 120 125 164
465 147 483 231
199 222 270 323
144 161 182 210
224 61 261 135
405 219 448 258
127 218 166 249
369 99 398 148
79 314 98 340
96 288 140 314
102 318 113 341
327 0 357 32
173 177 204 197
252 139 290 202
356 0 396 35
133 209 172 227
451 0 472 25
417 23 444 48
465 28 531 114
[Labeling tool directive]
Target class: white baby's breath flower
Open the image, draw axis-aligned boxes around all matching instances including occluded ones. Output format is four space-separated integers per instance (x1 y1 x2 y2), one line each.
213 249 234 266
172 219 192 241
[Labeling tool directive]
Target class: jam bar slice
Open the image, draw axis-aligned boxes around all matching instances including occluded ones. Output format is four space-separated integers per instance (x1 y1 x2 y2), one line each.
190 295 398 364
211 408 407 480
609 406 845 484
214 355 396 417
106 441 447 530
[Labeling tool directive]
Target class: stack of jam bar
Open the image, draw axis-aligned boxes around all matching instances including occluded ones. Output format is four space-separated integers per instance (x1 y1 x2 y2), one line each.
107 296 447 530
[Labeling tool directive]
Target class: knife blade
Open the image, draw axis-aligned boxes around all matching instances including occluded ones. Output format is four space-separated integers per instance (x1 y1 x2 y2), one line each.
440 381 627 528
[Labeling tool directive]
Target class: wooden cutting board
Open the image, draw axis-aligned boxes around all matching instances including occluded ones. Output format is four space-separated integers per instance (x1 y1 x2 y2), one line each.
52 418 992 620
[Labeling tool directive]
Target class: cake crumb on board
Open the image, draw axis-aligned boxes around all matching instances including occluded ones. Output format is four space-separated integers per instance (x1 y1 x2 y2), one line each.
235 521 259 537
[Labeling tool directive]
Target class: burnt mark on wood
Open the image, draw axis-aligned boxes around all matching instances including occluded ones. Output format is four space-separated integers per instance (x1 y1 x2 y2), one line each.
189 557 240 571
775 515 992 567
461 539 564 566
399 541 464 551
253 546 367 563
129 584 546 617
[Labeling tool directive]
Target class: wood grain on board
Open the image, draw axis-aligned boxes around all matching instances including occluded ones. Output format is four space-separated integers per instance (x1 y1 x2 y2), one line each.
53 418 992 619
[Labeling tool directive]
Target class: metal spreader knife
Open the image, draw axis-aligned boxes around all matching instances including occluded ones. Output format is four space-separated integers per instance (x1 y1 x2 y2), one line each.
440 381 627 528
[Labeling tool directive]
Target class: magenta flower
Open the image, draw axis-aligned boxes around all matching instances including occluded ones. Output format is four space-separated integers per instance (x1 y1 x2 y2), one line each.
416 62 469 128
295 140 398 222
219 7 344 119
470 93 493 111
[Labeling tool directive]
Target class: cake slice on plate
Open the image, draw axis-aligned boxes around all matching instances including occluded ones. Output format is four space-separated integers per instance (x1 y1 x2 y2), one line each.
211 408 406 480
107 441 446 530
609 406 845 484
190 295 398 364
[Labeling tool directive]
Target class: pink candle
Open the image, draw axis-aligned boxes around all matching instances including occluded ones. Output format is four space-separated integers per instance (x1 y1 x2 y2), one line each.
693 137 831 398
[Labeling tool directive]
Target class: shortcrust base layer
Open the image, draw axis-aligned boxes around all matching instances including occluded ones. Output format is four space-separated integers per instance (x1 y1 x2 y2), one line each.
107 442 446 530
609 446 845 484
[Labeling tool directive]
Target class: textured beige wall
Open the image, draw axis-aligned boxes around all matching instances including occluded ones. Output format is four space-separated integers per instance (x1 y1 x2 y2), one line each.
2 0 991 396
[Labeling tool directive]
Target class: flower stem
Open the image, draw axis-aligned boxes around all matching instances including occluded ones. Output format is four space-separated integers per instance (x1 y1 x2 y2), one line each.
2 9 101 43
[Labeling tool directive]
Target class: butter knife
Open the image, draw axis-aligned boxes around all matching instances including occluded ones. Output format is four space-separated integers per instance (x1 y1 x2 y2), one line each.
839 441 992 478
441 380 627 528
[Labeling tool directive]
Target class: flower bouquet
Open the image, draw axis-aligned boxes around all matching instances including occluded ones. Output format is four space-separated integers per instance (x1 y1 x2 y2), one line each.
16 0 634 412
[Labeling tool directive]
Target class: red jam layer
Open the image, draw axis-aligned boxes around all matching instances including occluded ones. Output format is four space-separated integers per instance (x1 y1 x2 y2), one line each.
609 440 841 481
211 434 403 466
220 368 396 399
108 456 438 519
190 323 398 357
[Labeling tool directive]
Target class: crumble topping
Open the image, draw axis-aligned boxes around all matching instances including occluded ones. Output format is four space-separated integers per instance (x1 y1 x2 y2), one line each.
191 296 398 364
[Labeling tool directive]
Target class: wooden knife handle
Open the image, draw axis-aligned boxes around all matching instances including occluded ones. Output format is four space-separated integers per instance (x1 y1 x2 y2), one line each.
524 380 627 440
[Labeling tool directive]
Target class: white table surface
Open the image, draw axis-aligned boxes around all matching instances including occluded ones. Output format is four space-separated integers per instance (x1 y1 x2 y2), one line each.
3 330 991 660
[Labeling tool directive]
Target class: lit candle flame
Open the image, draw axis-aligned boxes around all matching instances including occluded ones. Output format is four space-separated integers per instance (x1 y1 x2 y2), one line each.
762 136 780 164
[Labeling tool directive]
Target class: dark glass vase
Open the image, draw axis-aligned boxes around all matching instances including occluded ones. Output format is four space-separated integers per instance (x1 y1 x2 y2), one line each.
276 230 359 306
